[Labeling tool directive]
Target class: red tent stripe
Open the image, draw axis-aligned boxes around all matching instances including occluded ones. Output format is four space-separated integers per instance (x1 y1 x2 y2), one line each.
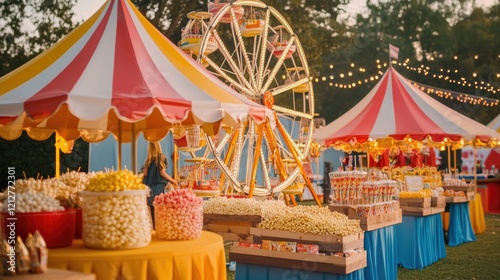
391 68 446 136
333 70 391 139
112 0 190 121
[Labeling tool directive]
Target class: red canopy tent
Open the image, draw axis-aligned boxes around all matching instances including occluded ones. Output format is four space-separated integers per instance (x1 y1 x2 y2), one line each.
313 66 500 167
0 0 275 173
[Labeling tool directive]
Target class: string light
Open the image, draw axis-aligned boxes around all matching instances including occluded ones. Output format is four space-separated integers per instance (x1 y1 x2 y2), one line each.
409 80 499 106
397 61 499 94
313 53 499 107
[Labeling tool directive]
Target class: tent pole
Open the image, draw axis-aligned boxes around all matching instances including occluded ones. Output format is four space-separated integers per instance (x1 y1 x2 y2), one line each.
367 145 370 169
174 131 178 180
118 121 122 171
55 132 61 178
473 145 478 194
453 148 457 175
131 123 137 174
447 145 451 174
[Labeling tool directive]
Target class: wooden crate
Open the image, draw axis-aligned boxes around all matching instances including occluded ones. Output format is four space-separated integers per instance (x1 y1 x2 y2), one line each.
230 246 367 275
445 192 475 203
399 197 431 208
203 214 261 242
250 227 364 253
431 196 446 208
231 227 366 275
328 203 402 231
402 206 445 216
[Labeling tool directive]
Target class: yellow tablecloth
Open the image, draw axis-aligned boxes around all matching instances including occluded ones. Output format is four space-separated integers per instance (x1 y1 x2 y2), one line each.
469 193 486 234
48 231 227 280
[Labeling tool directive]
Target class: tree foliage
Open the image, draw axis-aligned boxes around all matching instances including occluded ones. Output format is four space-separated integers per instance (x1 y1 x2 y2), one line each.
133 0 206 42
323 0 500 124
0 0 79 76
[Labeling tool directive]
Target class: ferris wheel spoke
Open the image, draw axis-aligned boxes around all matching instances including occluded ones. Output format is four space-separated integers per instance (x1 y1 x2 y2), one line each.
272 105 313 120
257 9 272 90
259 147 272 191
230 9 258 91
203 56 255 97
262 37 297 93
208 29 254 93
270 77 310 96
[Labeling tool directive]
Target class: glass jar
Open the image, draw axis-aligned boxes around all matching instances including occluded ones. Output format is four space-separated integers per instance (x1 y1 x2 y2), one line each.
155 200 203 240
80 190 151 249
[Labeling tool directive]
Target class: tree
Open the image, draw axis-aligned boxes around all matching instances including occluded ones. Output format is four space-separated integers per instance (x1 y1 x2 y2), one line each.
0 0 79 76
133 0 206 43
321 0 500 125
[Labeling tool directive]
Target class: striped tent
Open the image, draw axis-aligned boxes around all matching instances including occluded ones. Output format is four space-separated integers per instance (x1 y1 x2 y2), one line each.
487 114 500 133
313 66 500 147
0 0 274 143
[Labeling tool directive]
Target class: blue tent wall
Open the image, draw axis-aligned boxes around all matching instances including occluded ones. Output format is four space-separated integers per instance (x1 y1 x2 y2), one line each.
88 133 176 176
88 117 343 186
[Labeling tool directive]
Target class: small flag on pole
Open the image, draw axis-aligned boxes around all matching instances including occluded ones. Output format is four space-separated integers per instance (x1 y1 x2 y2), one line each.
389 44 399 60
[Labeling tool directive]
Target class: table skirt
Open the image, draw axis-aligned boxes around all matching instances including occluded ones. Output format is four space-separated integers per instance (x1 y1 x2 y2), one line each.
395 214 446 269
448 202 477 246
363 226 397 279
469 193 486 234
48 231 227 280
235 263 364 280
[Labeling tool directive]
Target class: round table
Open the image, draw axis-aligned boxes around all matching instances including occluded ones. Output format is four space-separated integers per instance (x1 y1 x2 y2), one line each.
48 231 227 280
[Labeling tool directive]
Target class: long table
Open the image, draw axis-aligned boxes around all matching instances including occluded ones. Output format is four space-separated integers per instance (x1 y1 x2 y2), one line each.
48 231 227 280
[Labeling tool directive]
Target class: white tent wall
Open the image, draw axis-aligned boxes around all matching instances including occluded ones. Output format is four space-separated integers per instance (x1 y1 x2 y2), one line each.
88 132 176 176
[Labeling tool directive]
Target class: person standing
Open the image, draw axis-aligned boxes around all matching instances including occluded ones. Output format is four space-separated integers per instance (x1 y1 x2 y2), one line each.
142 141 178 228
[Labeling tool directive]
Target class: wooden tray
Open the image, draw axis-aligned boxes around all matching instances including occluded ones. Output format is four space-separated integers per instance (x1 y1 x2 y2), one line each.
229 246 367 275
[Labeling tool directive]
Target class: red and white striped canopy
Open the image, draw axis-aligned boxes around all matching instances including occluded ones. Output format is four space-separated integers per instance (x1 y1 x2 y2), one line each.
314 67 500 146
0 0 274 142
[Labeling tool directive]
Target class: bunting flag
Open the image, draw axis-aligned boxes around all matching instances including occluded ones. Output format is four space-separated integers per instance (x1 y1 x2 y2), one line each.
389 44 399 60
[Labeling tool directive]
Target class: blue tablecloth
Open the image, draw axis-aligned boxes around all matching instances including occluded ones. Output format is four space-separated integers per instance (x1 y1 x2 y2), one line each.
362 226 397 280
395 214 446 269
448 202 477 246
235 263 364 280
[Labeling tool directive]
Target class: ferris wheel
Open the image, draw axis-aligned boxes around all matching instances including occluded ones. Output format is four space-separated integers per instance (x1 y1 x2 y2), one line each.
181 0 319 205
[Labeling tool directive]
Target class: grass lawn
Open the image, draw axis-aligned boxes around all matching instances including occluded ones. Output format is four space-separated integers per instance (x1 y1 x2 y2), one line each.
225 214 500 280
